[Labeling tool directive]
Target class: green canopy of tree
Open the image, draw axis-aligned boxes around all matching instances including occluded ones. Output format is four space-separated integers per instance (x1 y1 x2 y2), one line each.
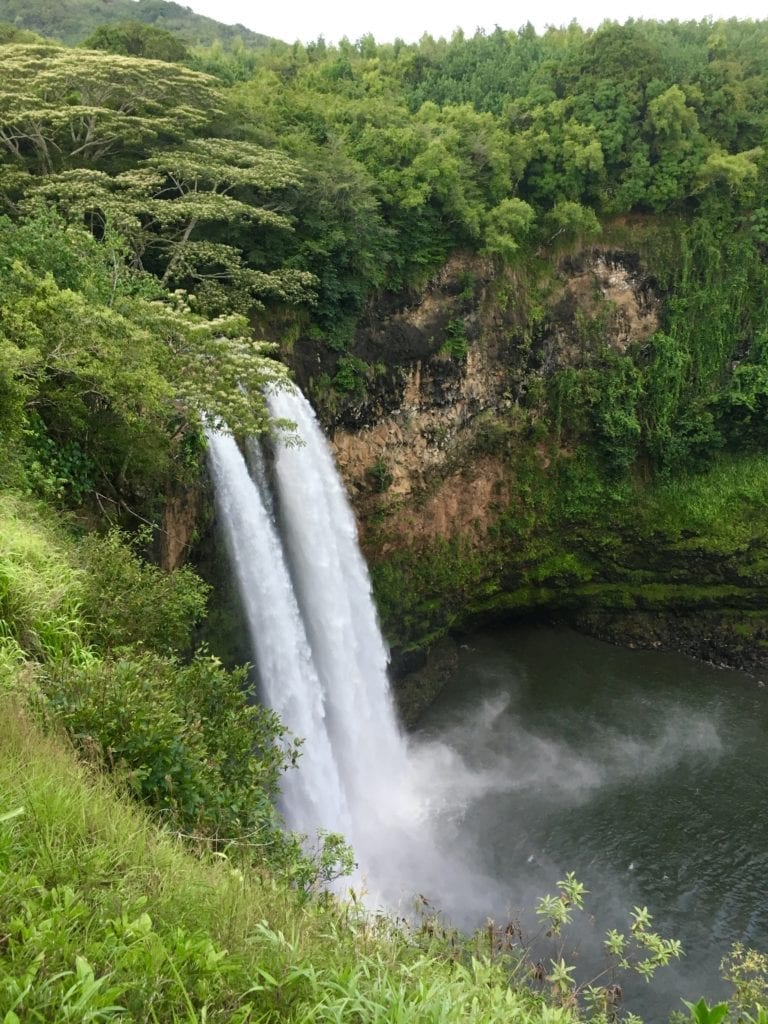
0 19 42 43
82 20 190 62
0 210 292 502
0 44 221 174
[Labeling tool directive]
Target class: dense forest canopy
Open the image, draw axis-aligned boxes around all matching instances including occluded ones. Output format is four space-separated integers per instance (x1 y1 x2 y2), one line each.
1 16 766 507
0 15 764 525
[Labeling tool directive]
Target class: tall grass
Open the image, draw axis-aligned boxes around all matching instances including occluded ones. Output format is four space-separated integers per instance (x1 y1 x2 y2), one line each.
0 700 563 1023
0 698 312 1022
638 454 768 547
0 493 84 660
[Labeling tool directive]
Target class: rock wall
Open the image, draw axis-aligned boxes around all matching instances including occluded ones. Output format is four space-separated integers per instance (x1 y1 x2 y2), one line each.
292 247 660 550
159 484 201 571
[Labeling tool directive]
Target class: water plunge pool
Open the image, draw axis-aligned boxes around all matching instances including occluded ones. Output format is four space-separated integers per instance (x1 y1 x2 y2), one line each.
414 625 768 1019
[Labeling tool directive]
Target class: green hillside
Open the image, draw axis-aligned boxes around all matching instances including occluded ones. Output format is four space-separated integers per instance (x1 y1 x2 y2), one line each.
0 0 278 49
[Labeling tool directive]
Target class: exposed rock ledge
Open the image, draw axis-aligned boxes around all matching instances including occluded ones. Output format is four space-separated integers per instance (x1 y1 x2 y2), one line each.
309 247 661 548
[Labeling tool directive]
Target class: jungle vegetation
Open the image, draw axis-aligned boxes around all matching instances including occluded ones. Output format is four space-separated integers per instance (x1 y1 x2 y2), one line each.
1 13 768 1022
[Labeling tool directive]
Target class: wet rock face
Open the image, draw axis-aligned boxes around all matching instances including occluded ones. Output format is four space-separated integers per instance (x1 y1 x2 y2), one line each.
325 255 511 509
288 252 497 430
536 249 661 372
293 247 662 548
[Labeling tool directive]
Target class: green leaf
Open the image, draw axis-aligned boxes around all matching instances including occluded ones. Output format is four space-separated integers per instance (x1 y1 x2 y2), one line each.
0 806 24 824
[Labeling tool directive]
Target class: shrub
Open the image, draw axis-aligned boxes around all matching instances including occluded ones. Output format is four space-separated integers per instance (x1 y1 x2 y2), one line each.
332 354 371 395
441 318 470 359
368 458 394 492
21 411 97 506
37 652 300 846
77 528 209 656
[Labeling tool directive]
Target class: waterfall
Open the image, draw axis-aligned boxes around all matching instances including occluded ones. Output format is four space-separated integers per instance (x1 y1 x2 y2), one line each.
266 389 413 855
207 388 414 891
206 427 353 838
208 386 503 912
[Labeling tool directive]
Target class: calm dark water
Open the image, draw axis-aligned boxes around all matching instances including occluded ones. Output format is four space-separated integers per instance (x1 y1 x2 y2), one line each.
415 625 768 1020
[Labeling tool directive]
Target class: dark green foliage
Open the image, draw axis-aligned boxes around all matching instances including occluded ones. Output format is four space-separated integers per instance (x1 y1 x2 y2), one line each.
719 348 768 449
590 357 644 476
77 529 210 657
549 449 622 525
281 146 392 336
82 19 189 62
209 17 768 355
400 24 547 116
0 214 172 503
38 652 297 842
0 19 41 42
638 210 768 471
441 319 469 359
549 357 642 477
5 20 768 393
21 412 98 506
368 458 394 492
332 354 372 394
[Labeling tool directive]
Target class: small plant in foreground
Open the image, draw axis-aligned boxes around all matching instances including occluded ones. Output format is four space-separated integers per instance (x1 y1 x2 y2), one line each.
682 997 730 1024
722 943 768 1012
476 872 683 1021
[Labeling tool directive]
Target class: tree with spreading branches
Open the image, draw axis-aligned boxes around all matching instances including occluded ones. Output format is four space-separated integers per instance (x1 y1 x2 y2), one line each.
0 44 220 174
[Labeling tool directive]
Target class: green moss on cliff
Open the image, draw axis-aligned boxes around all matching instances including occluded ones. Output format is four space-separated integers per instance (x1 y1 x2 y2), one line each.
372 450 768 658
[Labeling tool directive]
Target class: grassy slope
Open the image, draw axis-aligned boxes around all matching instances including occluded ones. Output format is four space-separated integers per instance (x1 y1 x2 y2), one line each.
0 697 562 1022
0 489 569 1023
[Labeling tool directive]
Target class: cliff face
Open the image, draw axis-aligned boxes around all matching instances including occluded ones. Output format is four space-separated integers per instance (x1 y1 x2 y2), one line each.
305 248 660 547
159 485 201 571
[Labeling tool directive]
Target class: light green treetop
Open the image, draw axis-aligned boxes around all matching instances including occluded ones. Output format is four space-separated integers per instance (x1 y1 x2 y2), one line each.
0 44 221 174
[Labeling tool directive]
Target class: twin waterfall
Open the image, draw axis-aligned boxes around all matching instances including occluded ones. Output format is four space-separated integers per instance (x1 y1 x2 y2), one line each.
206 387 424 900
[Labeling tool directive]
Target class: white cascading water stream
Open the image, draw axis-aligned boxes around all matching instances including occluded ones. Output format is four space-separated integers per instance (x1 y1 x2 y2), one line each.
207 386 503 911
266 388 414 858
206 389 414 889
206 427 353 838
